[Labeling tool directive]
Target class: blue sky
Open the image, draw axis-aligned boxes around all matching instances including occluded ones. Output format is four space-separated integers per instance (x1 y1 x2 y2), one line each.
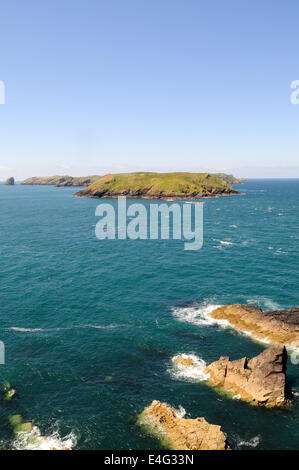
0 0 299 179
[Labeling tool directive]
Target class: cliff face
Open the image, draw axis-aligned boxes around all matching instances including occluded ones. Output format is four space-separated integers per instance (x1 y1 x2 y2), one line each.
4 177 14 185
139 400 229 450
210 304 299 347
205 346 292 407
75 172 240 199
21 176 101 187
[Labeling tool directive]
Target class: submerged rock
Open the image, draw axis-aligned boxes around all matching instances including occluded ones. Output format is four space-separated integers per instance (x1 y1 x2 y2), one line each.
205 346 292 407
139 400 229 450
1 381 16 401
4 177 14 185
9 414 33 434
209 304 299 347
175 355 196 367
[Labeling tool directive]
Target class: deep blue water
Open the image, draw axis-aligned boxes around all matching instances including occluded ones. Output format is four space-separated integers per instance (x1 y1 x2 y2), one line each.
0 179 298 449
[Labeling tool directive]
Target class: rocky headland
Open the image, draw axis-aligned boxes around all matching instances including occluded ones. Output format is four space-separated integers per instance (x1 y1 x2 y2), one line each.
139 400 229 450
74 172 240 199
214 173 246 184
4 177 14 185
21 175 101 187
205 346 292 407
209 304 299 347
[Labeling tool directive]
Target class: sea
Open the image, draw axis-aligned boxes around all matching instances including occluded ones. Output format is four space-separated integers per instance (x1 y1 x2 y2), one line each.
0 178 298 449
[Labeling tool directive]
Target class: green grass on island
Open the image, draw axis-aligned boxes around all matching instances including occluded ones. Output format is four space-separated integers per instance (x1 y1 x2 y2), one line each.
74 172 240 199
21 175 101 187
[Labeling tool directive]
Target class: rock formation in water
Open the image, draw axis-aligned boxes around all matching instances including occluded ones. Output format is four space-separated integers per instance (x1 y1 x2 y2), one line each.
205 346 292 407
1 381 16 401
139 400 229 450
209 304 299 347
4 177 14 185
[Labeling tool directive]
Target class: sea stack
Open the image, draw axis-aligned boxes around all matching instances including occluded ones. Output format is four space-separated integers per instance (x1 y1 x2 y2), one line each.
139 400 229 450
4 177 14 185
205 346 292 407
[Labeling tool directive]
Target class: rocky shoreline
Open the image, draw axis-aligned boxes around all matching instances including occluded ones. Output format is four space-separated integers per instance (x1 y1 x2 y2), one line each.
209 304 299 347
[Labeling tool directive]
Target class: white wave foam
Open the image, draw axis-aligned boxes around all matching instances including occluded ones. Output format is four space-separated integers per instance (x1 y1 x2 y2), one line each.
12 426 76 450
213 239 234 249
232 394 241 400
172 303 229 328
175 405 186 418
10 327 44 332
7 324 120 333
237 435 261 448
246 297 281 311
172 302 274 346
169 354 210 382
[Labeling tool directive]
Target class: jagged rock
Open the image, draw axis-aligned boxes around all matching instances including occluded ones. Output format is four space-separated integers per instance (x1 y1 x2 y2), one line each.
139 400 229 450
4 177 14 185
210 304 299 347
205 346 292 407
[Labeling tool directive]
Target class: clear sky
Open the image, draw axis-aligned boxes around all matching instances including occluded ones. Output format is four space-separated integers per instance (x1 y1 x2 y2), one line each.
0 0 299 180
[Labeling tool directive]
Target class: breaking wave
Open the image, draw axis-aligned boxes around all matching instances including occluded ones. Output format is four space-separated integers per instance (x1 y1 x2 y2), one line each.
171 303 229 328
11 426 76 450
169 354 210 382
237 435 261 449
7 324 121 333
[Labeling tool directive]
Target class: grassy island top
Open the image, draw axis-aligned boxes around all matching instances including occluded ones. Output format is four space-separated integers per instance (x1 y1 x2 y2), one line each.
74 172 240 199
21 175 101 187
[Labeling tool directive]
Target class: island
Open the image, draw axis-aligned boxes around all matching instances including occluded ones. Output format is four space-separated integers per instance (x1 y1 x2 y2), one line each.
4 177 14 185
138 400 229 450
21 175 101 187
74 172 240 199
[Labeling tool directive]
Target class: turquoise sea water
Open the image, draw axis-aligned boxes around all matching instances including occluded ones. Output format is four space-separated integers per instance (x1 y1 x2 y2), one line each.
0 179 298 450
